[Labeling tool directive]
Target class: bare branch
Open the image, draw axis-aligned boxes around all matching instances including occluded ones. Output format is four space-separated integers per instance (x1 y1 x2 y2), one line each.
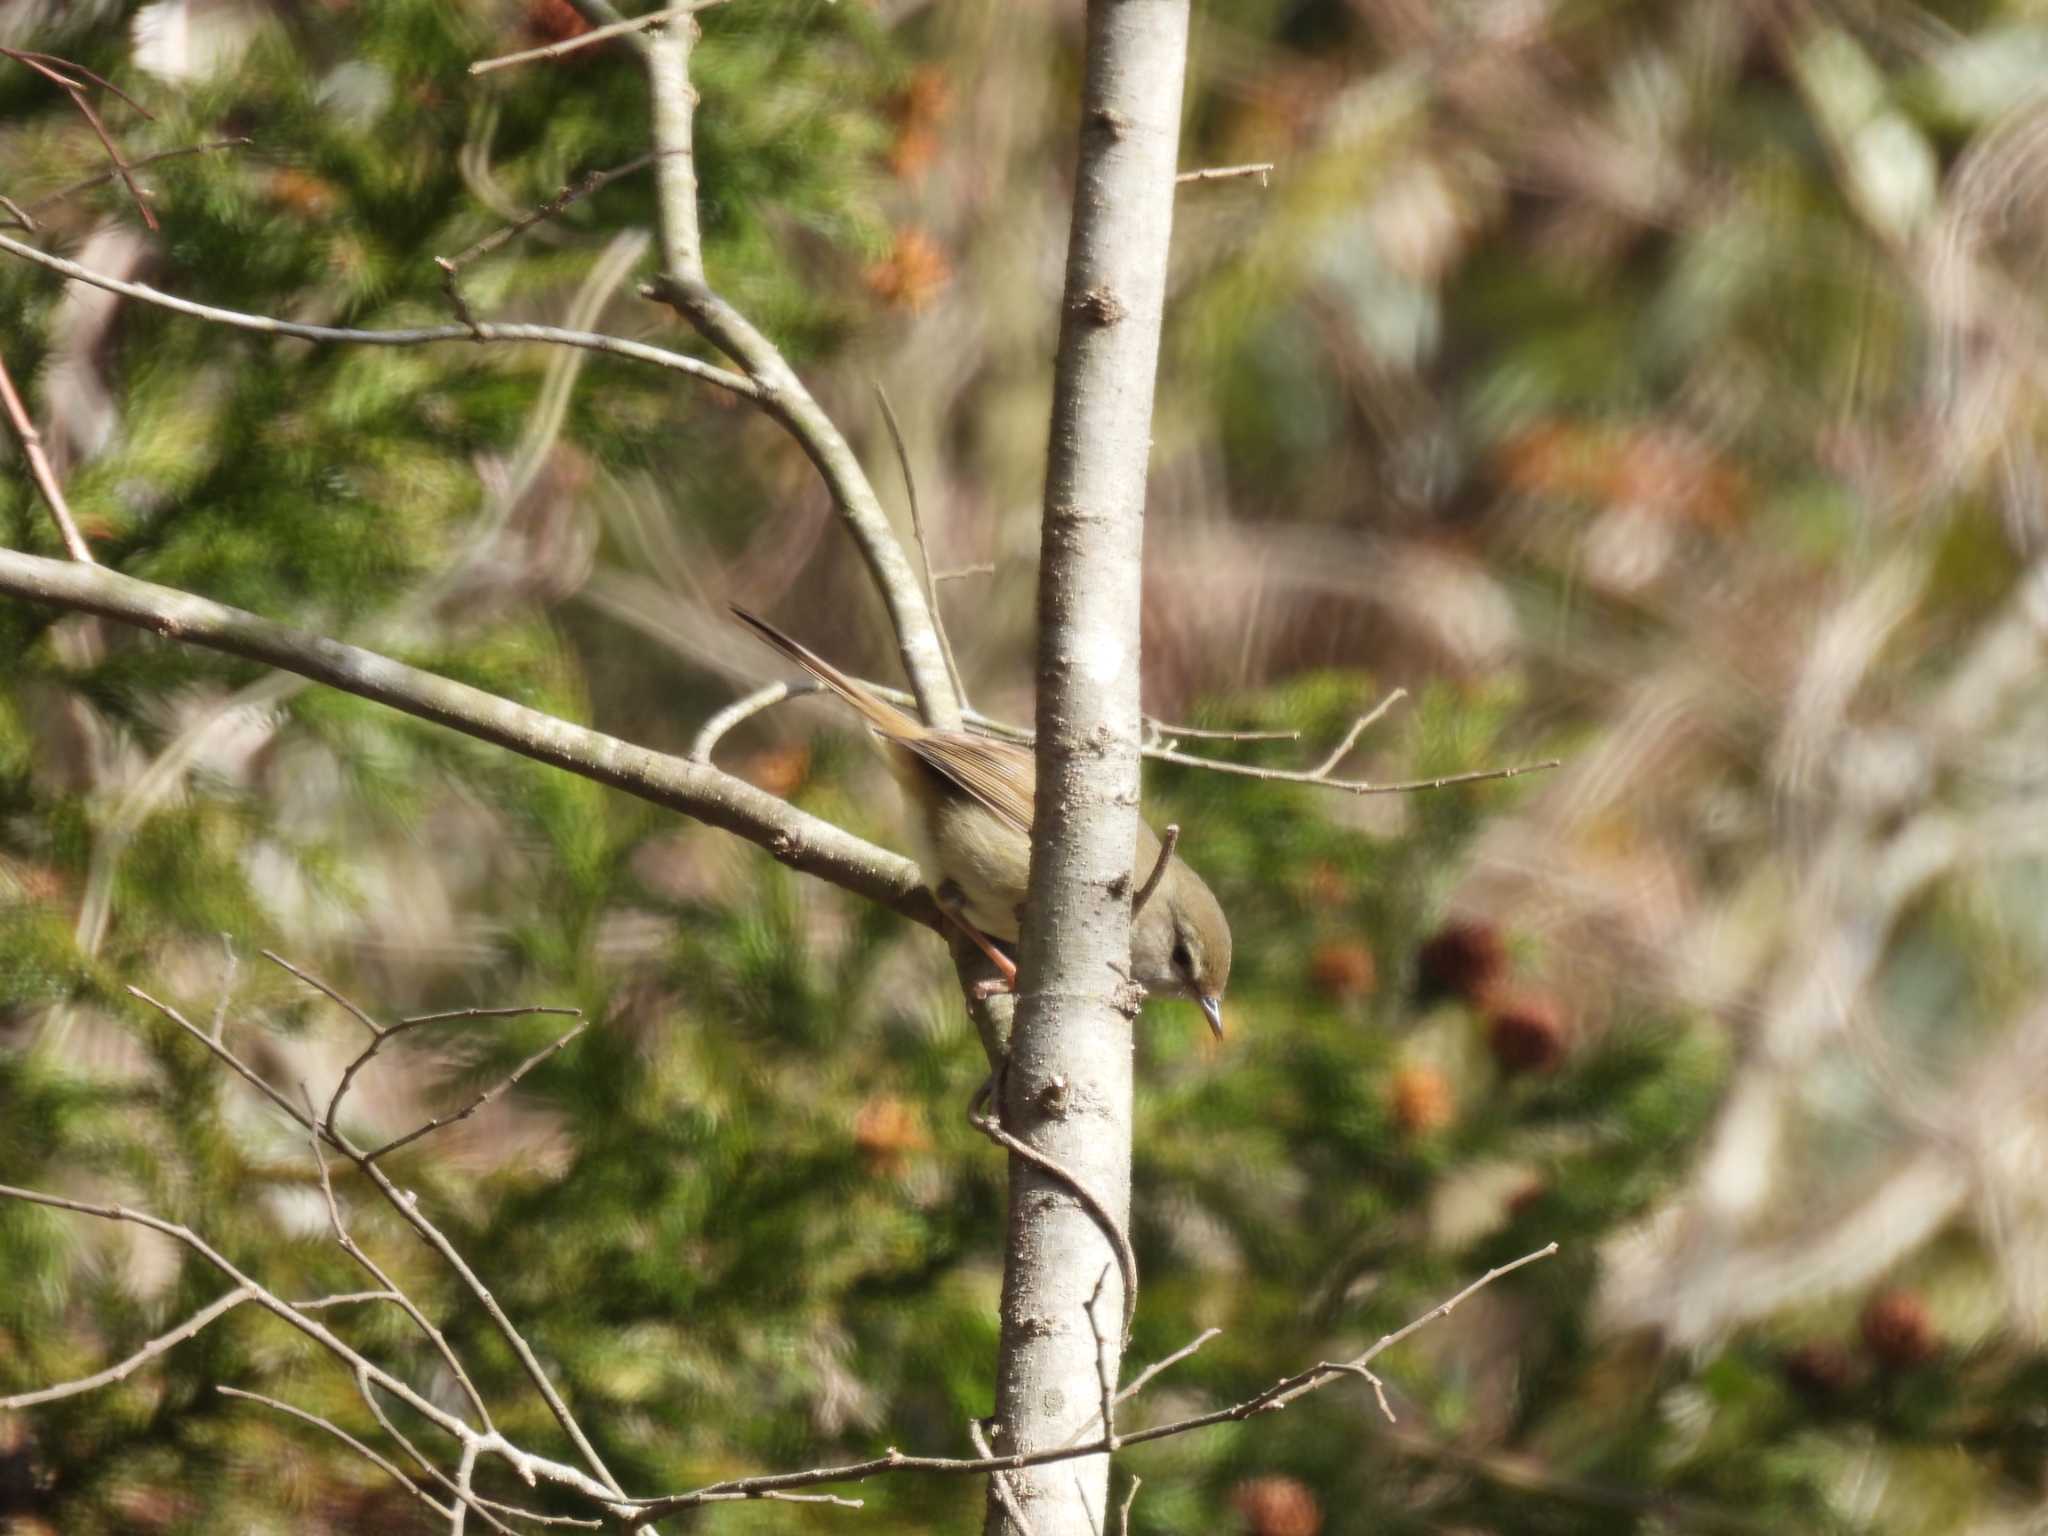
0 345 93 561
1085 1268 1120 1451
1115 1327 1220 1408
1308 688 1407 777
0 231 758 399
119 979 634 1505
1130 824 1179 917
970 1418 1038 1536
624 1242 1560 1519
0 1286 254 1409
1117 1475 1141 1536
469 1 727 76
325 1015 438 1133
1175 162 1275 187
291 1290 406 1311
266 948 385 1036
2 48 158 230
299 1087 496 1433
1144 719 1298 743
401 1004 583 1026
635 17 958 727
0 549 935 925
689 678 821 763
442 153 656 275
365 1021 590 1163
968 1077 1137 1345
933 562 995 583
219 1386 454 1524
5 136 250 227
0 1181 481 1456
1147 741 1562 795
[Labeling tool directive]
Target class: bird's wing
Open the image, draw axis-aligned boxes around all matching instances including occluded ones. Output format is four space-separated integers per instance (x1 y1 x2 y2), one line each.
902 731 1036 834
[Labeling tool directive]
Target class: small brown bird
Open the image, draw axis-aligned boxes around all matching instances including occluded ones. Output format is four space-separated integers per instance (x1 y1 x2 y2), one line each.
733 607 1232 1036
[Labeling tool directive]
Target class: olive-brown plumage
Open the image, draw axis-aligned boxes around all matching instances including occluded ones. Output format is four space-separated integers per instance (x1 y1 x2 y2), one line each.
733 607 1232 1035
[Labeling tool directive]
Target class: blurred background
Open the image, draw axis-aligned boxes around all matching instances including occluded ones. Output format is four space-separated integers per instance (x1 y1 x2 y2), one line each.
4 0 2048 1531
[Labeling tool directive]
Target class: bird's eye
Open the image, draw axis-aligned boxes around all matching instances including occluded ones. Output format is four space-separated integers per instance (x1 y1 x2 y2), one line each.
1171 938 1192 973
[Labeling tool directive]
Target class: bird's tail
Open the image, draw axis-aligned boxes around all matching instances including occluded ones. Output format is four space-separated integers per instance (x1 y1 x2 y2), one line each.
730 606 923 741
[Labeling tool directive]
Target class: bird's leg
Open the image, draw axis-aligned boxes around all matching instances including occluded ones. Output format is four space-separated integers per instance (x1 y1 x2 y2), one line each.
935 880 1018 997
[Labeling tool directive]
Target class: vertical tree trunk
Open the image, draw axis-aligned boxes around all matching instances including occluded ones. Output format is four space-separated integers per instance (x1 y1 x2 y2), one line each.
986 3 1191 1532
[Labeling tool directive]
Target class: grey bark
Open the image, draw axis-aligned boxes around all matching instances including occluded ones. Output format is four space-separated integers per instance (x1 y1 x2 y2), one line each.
987 3 1191 1533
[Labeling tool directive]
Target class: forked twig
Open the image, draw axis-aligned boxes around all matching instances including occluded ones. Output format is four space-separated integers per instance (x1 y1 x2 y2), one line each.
219 1387 455 1523
2 48 158 231
365 1020 589 1163
623 1242 1561 1518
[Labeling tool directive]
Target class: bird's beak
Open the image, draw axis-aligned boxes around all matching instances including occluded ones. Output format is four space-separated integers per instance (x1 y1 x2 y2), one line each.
1200 995 1225 1040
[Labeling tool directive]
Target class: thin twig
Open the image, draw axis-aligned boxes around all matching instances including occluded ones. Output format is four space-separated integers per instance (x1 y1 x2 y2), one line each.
1130 824 1179 917
0 549 935 926
1 48 157 230
1116 1326 1219 1408
265 949 383 1036
219 1387 453 1523
1143 718 1297 742
625 1243 1561 1518
402 1003 584 1026
365 1020 589 1163
875 380 968 710
1118 1475 1140 1536
5 50 151 115
291 1290 405 1311
10 136 250 225
453 1440 481 1536
326 1015 443 1133
969 1418 1038 1536
689 679 822 764
1086 1267 1120 1451
711 650 1552 794
300 1086 497 1433
118 981 635 1506
1055 1323 1222 1450
0 346 93 561
933 562 995 583
0 1286 254 1409
1309 688 1407 777
968 1077 1137 1345
1175 162 1275 187
441 154 658 276
0 231 758 399
1147 744 1562 795
469 0 727 75
351 1368 525 1536
692 1490 866 1508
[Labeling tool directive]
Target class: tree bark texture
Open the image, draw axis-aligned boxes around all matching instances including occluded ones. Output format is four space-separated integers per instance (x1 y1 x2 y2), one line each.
987 3 1191 1533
